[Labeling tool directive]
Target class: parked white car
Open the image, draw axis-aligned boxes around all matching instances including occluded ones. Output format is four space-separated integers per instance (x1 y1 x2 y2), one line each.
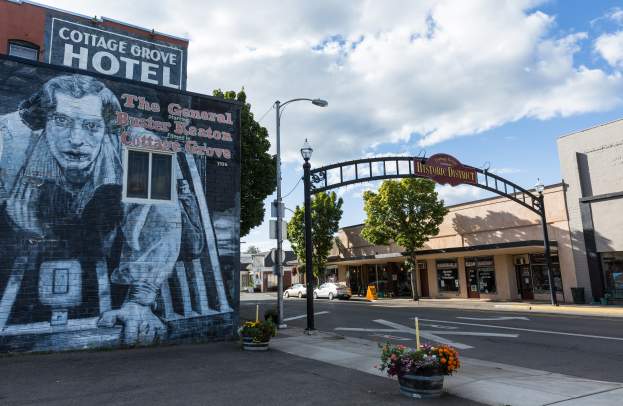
313 283 352 300
284 283 307 298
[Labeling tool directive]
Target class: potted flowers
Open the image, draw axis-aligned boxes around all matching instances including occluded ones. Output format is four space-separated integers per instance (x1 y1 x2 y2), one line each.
378 342 460 399
238 319 276 350
238 306 276 351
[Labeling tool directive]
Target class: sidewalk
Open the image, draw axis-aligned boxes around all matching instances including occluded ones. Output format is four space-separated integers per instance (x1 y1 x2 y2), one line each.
372 298 623 318
0 339 480 406
272 328 623 406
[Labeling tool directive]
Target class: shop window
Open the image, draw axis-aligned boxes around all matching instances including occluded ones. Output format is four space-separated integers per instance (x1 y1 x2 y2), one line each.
123 149 175 203
465 256 497 294
436 259 459 292
8 40 39 61
530 254 562 293
323 267 338 283
600 252 623 291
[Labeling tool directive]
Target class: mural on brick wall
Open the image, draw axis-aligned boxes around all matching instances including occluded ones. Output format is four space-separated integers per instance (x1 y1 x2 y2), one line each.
0 56 240 352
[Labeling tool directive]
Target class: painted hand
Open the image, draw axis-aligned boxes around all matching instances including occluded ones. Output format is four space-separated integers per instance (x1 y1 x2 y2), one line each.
98 302 165 345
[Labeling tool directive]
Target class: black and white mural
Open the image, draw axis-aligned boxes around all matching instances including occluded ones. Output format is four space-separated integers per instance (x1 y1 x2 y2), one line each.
0 56 240 352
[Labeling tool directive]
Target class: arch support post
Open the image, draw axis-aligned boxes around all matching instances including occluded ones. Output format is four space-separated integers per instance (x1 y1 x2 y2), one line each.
538 193 558 306
303 158 315 332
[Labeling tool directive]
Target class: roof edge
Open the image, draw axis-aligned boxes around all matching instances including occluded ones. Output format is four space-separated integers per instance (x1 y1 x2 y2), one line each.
558 116 623 141
6 0 189 42
340 182 564 230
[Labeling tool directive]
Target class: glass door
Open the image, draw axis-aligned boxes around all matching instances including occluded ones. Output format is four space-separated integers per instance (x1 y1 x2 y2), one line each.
516 264 534 300
465 258 480 298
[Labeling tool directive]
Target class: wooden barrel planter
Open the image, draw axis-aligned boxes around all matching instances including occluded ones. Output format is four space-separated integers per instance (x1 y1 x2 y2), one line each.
398 373 444 399
241 336 270 351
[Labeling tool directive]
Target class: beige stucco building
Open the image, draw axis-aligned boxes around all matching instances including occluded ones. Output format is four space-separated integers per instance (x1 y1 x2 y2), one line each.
558 118 623 302
327 184 575 302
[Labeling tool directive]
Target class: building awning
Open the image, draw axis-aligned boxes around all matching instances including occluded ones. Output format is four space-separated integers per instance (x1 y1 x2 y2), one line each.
327 240 557 266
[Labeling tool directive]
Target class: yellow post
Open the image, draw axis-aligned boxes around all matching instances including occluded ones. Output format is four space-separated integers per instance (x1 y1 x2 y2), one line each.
366 285 378 301
415 317 421 350
256 304 259 322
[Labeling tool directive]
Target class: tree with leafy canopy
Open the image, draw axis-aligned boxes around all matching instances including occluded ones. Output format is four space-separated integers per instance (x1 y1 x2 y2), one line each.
361 178 448 300
244 245 261 254
212 89 276 237
287 192 343 283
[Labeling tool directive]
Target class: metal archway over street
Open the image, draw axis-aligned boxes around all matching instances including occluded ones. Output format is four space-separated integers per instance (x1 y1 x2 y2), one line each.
300 153 558 331
309 154 542 215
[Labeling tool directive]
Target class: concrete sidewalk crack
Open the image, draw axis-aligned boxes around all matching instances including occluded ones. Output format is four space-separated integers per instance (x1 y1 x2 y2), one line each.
540 385 623 405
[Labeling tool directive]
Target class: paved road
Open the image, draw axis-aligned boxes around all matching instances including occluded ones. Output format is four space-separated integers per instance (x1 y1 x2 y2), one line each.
241 297 623 383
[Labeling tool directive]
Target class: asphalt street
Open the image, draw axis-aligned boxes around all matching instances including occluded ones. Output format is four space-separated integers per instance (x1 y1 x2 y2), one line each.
241 297 623 383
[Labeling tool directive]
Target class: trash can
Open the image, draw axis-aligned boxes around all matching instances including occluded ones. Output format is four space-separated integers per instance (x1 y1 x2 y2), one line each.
571 287 585 304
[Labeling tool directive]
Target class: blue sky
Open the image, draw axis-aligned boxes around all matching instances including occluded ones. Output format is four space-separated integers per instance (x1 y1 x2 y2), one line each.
40 0 623 252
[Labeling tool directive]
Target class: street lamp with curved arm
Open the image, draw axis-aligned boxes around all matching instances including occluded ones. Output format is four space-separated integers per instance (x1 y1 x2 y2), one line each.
273 98 327 329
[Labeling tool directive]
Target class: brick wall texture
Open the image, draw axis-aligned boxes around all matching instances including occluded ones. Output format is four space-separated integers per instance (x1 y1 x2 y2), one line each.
0 55 240 353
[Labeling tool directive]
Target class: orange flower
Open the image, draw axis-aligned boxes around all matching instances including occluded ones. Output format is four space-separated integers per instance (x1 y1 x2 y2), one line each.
441 358 447 364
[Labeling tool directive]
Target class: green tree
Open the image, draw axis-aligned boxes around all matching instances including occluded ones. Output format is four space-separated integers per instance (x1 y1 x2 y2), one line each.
245 245 261 254
288 192 344 282
361 178 448 300
212 89 276 237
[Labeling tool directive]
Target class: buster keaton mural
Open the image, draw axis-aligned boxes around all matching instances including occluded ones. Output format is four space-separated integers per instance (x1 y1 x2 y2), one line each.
0 57 240 352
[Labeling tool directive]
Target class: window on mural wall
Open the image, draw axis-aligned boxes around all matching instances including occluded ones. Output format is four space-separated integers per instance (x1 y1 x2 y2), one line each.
124 149 175 202
8 40 39 61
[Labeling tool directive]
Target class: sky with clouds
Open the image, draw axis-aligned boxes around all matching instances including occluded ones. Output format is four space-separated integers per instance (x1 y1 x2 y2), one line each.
39 0 623 251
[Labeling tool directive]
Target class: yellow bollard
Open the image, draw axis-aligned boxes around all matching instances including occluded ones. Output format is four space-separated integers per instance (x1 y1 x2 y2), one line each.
415 317 420 350
366 285 378 301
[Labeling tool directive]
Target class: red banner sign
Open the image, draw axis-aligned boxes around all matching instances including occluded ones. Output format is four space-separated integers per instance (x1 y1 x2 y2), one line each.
414 154 477 186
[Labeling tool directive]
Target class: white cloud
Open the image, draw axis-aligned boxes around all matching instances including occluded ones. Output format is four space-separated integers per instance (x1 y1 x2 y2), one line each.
592 7 623 27
491 167 521 175
595 31 623 68
609 8 623 24
38 0 623 164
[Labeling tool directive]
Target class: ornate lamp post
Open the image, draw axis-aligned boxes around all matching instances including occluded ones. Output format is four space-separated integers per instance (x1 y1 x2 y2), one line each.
536 178 558 306
300 139 315 332
274 98 327 328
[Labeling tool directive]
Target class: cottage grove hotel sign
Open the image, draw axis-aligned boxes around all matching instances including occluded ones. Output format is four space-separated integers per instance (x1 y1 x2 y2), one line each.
414 154 477 186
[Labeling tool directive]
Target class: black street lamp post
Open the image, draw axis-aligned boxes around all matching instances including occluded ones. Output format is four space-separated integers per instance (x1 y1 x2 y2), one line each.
536 180 558 306
273 98 327 328
301 139 315 332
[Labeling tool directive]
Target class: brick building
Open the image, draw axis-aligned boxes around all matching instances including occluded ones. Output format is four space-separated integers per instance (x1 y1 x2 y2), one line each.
0 0 188 88
0 1 240 352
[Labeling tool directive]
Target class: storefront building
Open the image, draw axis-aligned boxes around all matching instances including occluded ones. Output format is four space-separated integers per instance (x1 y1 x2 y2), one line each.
558 118 623 303
328 184 574 302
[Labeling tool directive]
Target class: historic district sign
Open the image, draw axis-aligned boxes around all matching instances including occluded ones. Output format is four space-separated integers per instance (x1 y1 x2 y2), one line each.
414 154 477 186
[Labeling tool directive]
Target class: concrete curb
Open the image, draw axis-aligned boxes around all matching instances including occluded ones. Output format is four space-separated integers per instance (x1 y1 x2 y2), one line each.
242 293 623 318
369 299 623 318
271 329 623 406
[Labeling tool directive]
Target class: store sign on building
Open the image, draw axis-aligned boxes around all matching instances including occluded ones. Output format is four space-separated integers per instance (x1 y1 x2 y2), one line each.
414 154 477 186
45 18 186 89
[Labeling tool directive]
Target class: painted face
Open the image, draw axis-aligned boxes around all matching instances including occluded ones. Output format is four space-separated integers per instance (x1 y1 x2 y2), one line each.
45 92 106 179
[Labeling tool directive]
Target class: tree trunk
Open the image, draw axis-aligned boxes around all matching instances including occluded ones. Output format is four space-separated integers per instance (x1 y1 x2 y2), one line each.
409 254 419 301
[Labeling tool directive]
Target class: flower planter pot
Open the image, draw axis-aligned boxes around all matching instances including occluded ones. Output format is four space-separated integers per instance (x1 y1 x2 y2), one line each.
241 336 270 351
398 373 444 399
